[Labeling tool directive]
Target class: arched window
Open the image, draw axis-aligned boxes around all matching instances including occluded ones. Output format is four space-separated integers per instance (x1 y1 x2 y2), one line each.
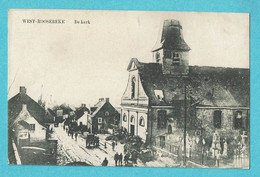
213 110 222 129
130 116 135 124
234 111 242 129
157 110 167 129
105 111 109 116
168 125 172 133
156 52 160 62
123 114 127 122
131 77 136 99
139 117 145 127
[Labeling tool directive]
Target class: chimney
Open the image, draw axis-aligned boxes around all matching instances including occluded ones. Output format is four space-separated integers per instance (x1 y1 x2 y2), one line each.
105 98 109 102
81 104 86 107
20 86 26 94
99 98 104 102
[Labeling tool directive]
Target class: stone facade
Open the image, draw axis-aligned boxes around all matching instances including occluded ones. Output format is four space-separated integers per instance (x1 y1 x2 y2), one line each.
196 107 249 140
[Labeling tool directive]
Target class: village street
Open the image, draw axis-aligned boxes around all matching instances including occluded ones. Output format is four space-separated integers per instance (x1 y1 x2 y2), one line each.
53 126 180 167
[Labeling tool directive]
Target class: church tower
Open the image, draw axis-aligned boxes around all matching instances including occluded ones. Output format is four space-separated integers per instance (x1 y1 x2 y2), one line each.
152 19 191 76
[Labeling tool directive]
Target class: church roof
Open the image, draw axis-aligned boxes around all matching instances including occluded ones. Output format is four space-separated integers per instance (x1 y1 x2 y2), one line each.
131 59 249 107
8 92 54 127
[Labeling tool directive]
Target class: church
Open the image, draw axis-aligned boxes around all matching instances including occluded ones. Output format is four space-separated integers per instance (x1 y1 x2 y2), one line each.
120 19 249 158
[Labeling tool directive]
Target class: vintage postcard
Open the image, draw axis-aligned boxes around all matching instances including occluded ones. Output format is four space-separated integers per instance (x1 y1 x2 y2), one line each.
8 9 249 168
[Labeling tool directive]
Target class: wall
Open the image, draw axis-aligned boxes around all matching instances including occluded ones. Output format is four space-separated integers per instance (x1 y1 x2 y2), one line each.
77 112 88 125
25 116 46 141
196 107 250 138
121 107 148 140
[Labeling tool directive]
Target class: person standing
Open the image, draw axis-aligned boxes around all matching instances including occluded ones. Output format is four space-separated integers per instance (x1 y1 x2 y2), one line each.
75 132 78 141
102 157 108 166
124 153 129 166
114 152 119 166
112 141 115 151
118 153 123 166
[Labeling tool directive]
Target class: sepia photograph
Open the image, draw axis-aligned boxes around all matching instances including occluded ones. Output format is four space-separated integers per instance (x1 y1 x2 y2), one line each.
8 9 249 168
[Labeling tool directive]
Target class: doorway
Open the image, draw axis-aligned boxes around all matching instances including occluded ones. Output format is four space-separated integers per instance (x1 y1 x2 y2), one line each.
130 125 135 136
159 136 165 148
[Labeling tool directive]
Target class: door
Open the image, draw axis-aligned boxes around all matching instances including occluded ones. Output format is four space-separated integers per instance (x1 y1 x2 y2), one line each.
130 125 135 136
160 136 165 148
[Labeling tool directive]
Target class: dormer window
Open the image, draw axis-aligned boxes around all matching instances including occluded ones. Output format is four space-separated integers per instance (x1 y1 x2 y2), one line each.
154 90 164 101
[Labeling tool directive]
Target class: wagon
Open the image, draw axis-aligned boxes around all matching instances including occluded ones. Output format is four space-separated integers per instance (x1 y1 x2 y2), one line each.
85 134 99 148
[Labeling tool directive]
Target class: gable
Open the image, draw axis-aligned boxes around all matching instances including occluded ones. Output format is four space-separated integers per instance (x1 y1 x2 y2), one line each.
121 68 149 105
8 93 49 127
93 102 116 117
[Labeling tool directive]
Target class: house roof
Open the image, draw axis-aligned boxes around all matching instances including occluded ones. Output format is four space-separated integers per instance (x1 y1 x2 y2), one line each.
60 104 73 114
8 93 54 127
90 100 106 117
47 108 56 117
75 106 90 120
131 59 249 107
152 19 191 52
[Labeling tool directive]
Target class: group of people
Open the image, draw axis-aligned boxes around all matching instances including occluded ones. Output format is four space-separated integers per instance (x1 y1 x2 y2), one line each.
64 125 78 141
101 152 131 166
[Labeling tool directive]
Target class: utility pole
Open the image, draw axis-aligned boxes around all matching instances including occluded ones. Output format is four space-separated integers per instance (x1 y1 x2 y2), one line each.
183 84 187 166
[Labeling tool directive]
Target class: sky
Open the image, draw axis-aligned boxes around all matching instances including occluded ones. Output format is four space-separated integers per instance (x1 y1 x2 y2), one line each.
8 10 249 108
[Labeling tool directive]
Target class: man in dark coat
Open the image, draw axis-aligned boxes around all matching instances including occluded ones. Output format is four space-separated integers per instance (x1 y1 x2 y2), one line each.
124 153 129 166
118 153 123 166
112 141 115 151
75 132 78 141
114 152 119 166
102 157 108 166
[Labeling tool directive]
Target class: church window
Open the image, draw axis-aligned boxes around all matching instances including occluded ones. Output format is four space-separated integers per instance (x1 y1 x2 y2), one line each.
172 52 180 65
168 125 172 133
123 114 127 122
156 52 160 62
213 110 222 129
157 110 167 129
139 117 145 127
234 111 243 129
130 116 135 124
131 77 136 99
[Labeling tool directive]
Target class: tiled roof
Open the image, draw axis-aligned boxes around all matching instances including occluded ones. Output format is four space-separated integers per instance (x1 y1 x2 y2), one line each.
132 59 249 107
